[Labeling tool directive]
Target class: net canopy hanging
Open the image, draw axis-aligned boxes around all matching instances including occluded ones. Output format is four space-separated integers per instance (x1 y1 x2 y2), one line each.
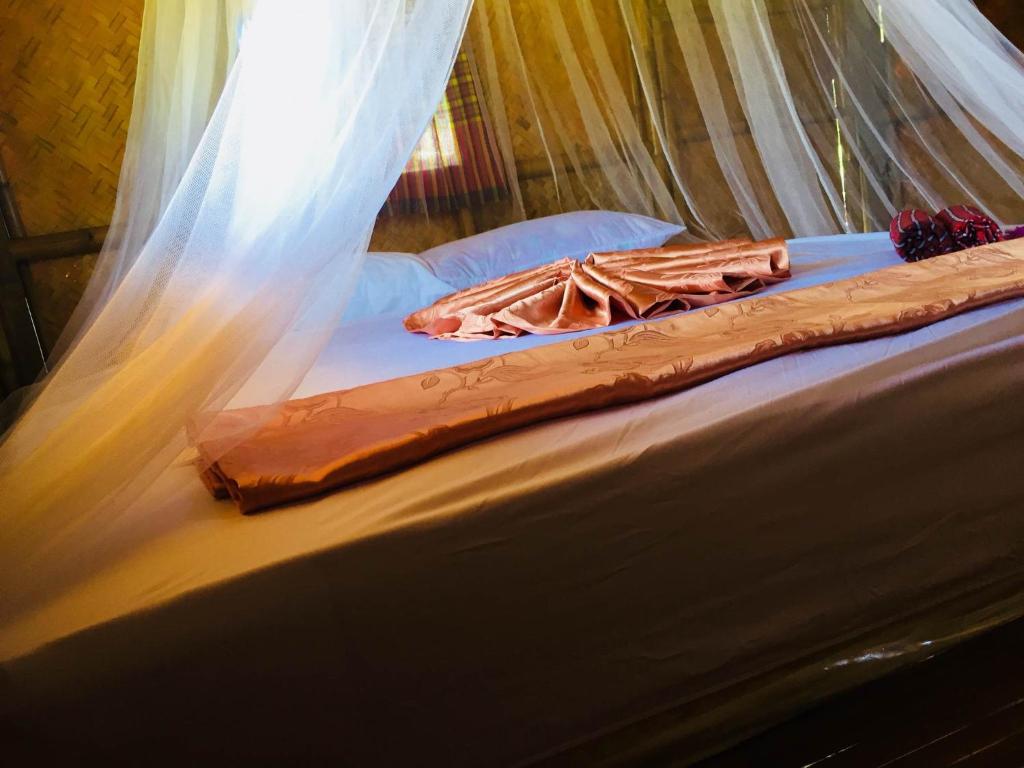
374 0 1024 251
2 0 1024 638
0 0 476 618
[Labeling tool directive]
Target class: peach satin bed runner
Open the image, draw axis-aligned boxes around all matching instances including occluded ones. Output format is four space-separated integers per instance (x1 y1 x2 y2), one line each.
405 239 790 339
194 242 1024 513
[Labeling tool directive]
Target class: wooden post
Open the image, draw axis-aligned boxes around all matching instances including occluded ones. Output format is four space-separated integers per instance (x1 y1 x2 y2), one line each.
0 154 47 387
0 153 27 239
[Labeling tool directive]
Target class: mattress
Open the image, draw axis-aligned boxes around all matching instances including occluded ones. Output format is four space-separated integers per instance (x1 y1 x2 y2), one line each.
3 232 1024 765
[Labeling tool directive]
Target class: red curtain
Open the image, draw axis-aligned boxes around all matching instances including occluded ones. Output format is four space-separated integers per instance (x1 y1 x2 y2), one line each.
382 51 509 216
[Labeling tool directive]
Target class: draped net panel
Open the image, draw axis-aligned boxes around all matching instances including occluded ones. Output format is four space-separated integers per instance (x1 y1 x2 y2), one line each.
0 0 473 617
51 0 254 362
3 0 1024 633
375 0 1024 249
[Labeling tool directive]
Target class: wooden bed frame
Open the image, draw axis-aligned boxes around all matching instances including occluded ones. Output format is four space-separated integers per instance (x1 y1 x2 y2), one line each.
695 616 1024 767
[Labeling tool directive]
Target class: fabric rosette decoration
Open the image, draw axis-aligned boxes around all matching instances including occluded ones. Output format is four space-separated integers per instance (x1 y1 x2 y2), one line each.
889 209 952 262
889 204 1004 263
935 205 1004 250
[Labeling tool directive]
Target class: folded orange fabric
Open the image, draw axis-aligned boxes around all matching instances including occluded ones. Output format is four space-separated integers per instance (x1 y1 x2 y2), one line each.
405 238 790 339
194 241 1024 513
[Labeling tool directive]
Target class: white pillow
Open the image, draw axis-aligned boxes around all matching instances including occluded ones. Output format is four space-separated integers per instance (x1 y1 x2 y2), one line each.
343 252 455 324
418 211 685 290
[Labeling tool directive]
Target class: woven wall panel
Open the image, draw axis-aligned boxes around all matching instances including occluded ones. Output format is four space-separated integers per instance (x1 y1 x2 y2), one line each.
0 0 142 235
0 0 1021 383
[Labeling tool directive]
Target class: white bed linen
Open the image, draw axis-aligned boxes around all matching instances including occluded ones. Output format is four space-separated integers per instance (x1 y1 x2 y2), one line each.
295 232 987 393
3 233 1023 765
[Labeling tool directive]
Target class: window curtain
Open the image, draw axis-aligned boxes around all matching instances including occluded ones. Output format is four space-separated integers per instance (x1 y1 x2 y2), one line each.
383 50 509 216
367 0 690 253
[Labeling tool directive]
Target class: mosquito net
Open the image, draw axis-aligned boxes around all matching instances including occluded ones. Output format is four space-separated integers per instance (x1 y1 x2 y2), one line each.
373 0 1024 251
2 0 1024 629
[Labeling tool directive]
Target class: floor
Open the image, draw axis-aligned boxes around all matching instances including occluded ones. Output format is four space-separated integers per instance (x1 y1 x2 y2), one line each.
693 617 1024 767
5 617 1024 765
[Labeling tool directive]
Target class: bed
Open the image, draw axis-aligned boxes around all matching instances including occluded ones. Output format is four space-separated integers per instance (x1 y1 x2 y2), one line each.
3 232 1024 765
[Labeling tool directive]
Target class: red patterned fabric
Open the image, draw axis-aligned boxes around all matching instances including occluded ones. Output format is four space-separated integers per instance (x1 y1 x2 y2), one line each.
382 50 508 216
889 209 952 262
935 205 1004 251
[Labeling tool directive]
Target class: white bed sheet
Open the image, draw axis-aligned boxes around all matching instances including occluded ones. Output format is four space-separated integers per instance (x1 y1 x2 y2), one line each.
294 232 921 394
3 233 1024 765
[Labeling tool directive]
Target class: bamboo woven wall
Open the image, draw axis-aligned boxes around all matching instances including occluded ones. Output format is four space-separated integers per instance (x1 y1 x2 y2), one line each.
0 0 640 235
0 0 142 235
0 0 1022 393
0 0 142 372
2 0 1021 238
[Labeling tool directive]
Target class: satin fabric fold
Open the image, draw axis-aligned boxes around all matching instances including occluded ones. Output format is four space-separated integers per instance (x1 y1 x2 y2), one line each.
404 239 790 339
194 241 1024 513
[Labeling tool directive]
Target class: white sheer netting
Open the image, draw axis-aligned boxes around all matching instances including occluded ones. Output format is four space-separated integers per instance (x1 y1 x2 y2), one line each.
370 0 1024 252
51 0 255 362
0 0 473 616
3 0 1024 624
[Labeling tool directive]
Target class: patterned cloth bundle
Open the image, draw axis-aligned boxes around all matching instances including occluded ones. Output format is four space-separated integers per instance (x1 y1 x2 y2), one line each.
889 204 1003 262
936 205 1004 250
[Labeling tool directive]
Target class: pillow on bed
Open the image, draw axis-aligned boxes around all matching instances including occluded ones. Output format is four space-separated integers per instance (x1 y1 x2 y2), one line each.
343 252 455 324
418 211 685 290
